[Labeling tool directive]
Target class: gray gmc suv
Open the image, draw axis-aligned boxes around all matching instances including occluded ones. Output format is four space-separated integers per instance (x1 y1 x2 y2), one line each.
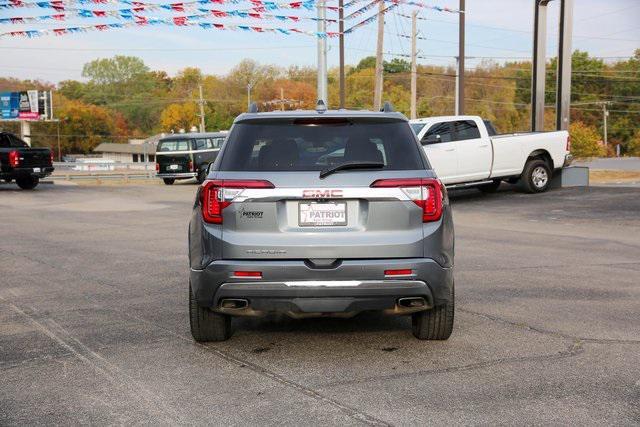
188 103 455 341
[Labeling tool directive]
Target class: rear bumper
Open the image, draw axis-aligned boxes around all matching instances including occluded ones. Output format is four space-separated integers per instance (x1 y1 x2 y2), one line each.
190 258 453 316
563 154 574 167
157 172 197 179
2 166 54 178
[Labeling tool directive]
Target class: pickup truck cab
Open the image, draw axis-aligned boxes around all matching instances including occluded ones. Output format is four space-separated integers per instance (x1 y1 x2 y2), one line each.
410 116 572 193
0 132 54 190
155 132 227 185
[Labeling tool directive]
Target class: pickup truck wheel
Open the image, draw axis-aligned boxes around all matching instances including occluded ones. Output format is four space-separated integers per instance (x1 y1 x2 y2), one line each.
189 282 232 342
412 283 454 340
521 160 551 193
16 176 39 190
163 178 175 185
478 179 501 193
196 168 207 184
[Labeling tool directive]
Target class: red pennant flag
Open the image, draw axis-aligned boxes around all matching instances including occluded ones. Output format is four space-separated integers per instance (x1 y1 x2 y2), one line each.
173 16 187 25
93 10 106 17
210 0 225 3
132 7 145 12
252 26 263 32
52 14 64 20
248 13 261 18
96 24 109 31
53 28 66 35
289 16 299 22
211 10 227 17
290 2 302 8
213 23 224 29
11 17 25 23
170 3 184 11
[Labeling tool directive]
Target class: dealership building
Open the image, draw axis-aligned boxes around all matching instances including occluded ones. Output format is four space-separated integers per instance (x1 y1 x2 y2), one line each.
93 134 164 163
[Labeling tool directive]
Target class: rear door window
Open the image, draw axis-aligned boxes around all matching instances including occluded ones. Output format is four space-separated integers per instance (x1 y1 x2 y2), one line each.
423 122 453 143
453 120 481 141
157 140 191 152
218 119 425 172
194 139 208 150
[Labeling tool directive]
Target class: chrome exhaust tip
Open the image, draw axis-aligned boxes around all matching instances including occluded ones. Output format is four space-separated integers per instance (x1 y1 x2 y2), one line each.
220 299 249 310
398 297 426 308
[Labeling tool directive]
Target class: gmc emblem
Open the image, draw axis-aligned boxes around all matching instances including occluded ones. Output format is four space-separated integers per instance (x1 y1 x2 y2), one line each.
302 189 344 198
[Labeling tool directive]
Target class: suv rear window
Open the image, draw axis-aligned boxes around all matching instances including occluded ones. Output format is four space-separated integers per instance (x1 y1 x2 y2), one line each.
218 119 425 171
157 140 191 152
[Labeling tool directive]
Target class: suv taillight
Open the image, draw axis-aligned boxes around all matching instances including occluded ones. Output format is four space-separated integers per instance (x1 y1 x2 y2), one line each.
370 178 444 222
188 160 195 172
566 135 571 152
155 162 160 173
200 179 275 224
50 151 54 164
9 150 20 167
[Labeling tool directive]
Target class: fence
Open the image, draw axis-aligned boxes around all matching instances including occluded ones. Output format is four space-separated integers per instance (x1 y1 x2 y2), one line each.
51 162 157 181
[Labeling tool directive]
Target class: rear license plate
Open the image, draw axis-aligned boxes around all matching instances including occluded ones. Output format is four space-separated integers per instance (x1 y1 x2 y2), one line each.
299 202 347 227
33 167 41 173
168 164 180 171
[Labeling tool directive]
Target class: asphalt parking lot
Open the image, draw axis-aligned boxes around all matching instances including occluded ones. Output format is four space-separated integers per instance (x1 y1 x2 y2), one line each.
1 182 639 425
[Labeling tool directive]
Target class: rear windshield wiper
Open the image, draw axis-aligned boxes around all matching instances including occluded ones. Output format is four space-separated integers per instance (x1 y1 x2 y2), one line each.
319 161 385 179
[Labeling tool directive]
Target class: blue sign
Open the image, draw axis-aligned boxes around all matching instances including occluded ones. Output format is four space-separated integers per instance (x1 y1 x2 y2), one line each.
0 92 20 119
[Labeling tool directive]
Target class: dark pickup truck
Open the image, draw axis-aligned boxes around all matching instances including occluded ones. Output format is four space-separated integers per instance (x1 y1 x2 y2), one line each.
0 132 54 190
155 132 226 185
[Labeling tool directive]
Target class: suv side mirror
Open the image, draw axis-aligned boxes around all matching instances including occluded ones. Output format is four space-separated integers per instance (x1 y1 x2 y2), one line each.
421 134 441 145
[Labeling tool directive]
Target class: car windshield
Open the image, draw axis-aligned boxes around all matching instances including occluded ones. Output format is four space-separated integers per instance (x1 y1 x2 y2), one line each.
410 123 426 135
157 140 191 152
218 118 426 172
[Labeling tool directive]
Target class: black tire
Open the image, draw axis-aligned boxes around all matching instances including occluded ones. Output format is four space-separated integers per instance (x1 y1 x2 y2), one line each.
163 178 175 185
196 168 207 184
16 176 39 190
520 159 551 193
189 282 232 342
477 179 501 193
412 283 454 340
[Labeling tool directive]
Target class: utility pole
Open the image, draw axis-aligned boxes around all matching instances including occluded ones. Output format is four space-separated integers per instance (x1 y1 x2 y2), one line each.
410 10 418 119
317 0 328 103
602 102 609 146
457 0 465 115
247 82 254 110
454 56 459 115
338 0 345 109
373 0 385 110
198 84 205 133
280 87 285 111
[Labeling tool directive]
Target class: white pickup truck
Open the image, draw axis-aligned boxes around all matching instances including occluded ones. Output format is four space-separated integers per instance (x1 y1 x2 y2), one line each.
410 115 573 193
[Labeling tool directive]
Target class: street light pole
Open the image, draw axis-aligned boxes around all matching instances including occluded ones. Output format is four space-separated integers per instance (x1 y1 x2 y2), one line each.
338 0 345 109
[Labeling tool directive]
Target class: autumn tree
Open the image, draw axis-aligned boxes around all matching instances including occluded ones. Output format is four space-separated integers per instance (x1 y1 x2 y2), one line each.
569 121 605 158
160 103 198 133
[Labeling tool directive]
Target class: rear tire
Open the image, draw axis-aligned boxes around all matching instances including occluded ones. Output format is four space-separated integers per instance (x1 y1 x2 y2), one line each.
189 282 232 342
163 178 175 185
412 283 454 340
16 176 39 190
196 168 207 184
477 179 501 193
521 159 551 193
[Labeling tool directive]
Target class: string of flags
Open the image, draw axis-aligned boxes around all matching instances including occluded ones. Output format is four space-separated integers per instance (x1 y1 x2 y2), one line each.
0 0 460 38
0 19 340 38
0 8 338 23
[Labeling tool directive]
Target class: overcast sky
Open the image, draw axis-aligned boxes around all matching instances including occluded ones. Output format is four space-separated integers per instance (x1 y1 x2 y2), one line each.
1 0 638 83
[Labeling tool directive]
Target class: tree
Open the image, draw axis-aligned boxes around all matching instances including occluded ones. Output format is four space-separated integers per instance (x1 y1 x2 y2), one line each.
569 121 605 158
82 56 149 86
160 103 198 132
626 130 640 156
384 58 411 74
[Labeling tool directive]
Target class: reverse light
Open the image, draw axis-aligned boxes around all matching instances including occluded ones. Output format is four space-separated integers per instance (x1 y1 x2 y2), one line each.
370 178 444 222
8 150 20 167
384 269 413 276
200 179 274 224
233 271 262 278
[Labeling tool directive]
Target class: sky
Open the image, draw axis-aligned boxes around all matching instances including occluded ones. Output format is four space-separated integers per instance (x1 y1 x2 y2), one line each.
0 0 639 83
